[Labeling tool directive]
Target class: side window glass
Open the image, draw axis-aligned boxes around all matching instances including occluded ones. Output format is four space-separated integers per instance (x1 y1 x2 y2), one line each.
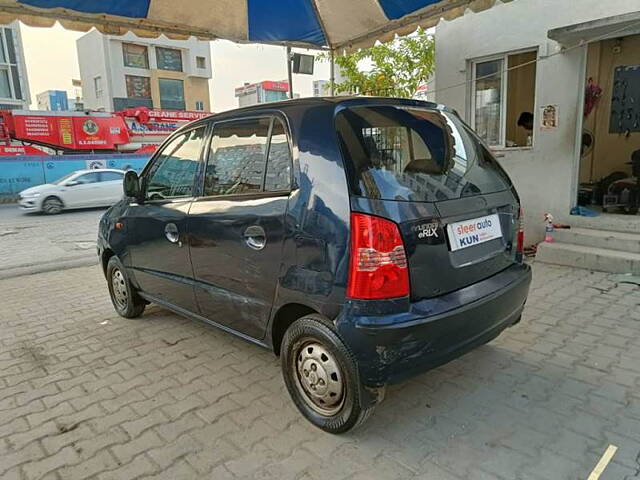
145 127 205 200
75 172 100 184
265 119 292 191
101 172 124 182
204 117 270 196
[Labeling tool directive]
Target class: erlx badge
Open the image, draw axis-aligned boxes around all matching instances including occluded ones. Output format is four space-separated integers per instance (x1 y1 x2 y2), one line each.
414 222 439 239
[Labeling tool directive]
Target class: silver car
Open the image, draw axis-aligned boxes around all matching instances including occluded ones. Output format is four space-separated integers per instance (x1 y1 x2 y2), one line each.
18 169 125 214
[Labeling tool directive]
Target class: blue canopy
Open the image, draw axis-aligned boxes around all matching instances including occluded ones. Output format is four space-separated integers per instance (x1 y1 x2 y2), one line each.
0 0 508 50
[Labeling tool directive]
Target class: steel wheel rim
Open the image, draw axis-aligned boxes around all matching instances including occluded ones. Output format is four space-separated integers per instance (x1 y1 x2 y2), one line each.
294 340 345 416
43 198 62 214
111 269 128 310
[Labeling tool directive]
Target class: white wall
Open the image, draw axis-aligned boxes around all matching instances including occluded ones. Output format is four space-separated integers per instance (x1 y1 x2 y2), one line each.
76 30 109 110
435 0 640 242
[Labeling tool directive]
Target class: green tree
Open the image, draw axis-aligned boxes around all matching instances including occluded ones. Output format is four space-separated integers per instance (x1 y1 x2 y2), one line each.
325 28 435 98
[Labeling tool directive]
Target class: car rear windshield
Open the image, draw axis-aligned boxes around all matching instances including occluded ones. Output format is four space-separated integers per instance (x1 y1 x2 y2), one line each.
335 106 511 202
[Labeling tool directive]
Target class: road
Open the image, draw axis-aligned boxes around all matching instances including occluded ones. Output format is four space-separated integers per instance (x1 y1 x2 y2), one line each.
0 204 106 278
0 262 639 479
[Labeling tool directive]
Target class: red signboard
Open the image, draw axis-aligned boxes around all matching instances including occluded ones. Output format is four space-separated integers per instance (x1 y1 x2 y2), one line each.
10 114 130 150
0 145 48 156
261 81 289 92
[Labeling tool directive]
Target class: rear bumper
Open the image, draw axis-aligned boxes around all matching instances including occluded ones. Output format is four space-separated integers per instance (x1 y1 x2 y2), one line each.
335 263 532 387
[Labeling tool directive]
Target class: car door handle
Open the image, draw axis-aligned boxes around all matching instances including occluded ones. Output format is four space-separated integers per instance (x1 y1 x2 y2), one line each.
244 225 266 251
165 223 182 246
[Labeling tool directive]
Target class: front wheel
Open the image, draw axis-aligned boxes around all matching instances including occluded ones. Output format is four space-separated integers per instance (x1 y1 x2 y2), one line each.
280 315 376 434
42 196 64 214
106 256 146 318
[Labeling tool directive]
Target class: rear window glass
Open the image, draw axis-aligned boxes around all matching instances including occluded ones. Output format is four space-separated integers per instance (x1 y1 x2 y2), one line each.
335 106 511 202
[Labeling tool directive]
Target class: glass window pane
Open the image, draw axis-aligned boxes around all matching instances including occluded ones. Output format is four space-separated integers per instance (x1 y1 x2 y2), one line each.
122 43 149 69
126 75 151 98
4 28 16 64
336 106 511 202
145 127 205 200
10 65 21 100
0 32 6 63
159 78 185 110
0 69 11 98
156 47 183 72
474 59 503 146
204 118 270 196
101 172 124 182
75 172 100 184
265 119 291 191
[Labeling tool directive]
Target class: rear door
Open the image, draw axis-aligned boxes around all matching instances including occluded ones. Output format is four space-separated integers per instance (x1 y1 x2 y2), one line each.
99 171 125 206
337 105 519 300
188 116 291 339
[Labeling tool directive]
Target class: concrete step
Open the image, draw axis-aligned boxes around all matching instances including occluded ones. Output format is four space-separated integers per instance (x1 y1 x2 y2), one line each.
553 228 640 254
567 213 640 234
536 242 640 274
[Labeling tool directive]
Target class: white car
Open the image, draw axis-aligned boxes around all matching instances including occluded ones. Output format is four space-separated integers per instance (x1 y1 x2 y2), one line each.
18 169 126 214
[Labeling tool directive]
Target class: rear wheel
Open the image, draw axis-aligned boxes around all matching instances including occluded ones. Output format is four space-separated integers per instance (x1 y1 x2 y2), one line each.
281 314 375 434
42 196 63 215
106 256 145 318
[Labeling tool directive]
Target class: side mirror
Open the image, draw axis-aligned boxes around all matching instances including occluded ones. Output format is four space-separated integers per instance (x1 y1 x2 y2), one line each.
66 180 79 187
123 170 141 198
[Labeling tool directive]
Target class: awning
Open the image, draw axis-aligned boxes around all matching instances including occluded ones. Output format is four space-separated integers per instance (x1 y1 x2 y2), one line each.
0 0 511 50
548 11 640 47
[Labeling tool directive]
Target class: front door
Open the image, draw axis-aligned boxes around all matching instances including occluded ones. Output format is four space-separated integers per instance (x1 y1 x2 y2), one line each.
63 171 102 207
125 125 207 310
188 116 292 339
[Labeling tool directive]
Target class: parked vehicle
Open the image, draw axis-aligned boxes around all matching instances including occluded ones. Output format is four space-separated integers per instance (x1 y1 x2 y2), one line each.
98 97 532 433
18 169 126 214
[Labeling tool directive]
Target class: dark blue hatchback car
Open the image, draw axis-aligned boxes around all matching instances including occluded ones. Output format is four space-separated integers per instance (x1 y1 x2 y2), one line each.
98 97 531 433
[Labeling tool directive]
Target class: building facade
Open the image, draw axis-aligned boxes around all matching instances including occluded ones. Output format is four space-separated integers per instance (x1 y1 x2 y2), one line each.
435 0 640 242
0 21 30 110
234 80 289 107
77 31 212 112
36 90 69 111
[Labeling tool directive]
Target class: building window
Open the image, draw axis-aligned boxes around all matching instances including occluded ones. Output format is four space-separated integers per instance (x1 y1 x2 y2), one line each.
93 76 103 98
156 47 183 72
122 43 149 69
159 78 185 110
125 75 151 99
195 100 204 111
196 56 206 69
0 69 10 98
0 28 22 100
471 50 537 148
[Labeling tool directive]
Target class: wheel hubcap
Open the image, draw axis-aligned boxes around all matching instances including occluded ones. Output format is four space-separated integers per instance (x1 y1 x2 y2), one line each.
111 269 128 309
43 199 62 214
294 341 345 415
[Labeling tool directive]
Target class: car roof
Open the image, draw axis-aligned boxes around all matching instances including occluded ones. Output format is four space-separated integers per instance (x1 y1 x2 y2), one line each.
187 96 450 128
73 168 125 175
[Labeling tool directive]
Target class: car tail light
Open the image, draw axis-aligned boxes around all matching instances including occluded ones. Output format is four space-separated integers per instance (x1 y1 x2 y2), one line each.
516 207 525 261
347 212 409 300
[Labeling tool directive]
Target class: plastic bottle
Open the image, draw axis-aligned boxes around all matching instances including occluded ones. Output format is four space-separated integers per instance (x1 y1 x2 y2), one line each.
544 213 554 243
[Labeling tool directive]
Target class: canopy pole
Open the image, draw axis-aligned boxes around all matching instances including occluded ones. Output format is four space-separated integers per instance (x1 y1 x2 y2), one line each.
330 49 335 96
286 46 294 99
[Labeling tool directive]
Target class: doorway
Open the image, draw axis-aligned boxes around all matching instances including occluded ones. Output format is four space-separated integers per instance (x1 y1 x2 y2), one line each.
577 34 640 215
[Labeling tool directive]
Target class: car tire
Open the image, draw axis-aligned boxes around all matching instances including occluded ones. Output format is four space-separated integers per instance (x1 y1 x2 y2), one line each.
106 256 146 318
281 314 375 434
42 196 64 215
